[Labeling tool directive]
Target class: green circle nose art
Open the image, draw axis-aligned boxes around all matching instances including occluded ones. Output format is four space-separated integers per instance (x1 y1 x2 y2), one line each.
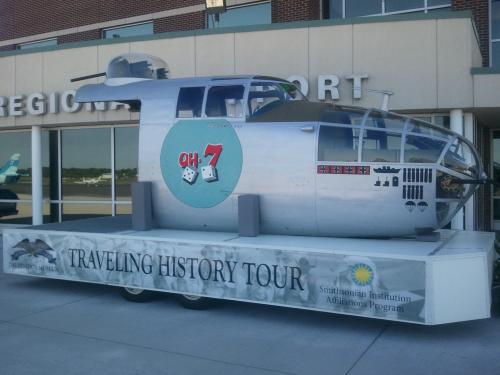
160 119 243 208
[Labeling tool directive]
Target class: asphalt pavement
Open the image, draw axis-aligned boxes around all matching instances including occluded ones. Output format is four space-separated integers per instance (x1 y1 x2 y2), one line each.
1 236 500 375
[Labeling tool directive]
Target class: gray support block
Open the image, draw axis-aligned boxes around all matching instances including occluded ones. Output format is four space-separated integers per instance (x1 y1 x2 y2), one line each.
415 228 441 242
238 194 260 237
132 181 154 231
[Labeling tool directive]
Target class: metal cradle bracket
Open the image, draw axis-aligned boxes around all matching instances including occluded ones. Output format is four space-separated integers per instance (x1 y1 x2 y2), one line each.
238 194 261 237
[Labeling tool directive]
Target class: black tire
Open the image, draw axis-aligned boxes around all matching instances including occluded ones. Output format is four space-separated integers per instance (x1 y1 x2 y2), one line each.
119 287 156 302
493 259 500 316
177 294 212 310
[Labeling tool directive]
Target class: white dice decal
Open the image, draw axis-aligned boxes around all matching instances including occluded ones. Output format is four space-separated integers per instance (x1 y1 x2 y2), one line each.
182 166 198 184
201 165 218 182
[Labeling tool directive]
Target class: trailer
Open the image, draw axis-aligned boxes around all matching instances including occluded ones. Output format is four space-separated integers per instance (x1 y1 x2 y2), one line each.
3 53 495 325
2 215 494 325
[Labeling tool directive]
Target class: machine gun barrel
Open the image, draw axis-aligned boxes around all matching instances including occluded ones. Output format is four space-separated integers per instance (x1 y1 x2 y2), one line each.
70 72 106 82
450 178 493 185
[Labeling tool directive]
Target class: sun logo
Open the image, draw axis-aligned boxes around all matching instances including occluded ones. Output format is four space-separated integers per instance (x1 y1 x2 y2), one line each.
351 263 374 286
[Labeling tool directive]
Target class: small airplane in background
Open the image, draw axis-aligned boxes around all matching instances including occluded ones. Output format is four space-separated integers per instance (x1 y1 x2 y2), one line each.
75 177 103 186
75 173 112 186
0 153 21 185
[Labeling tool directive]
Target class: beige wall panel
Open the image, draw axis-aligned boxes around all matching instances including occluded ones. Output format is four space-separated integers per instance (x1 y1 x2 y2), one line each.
473 74 500 108
42 46 99 125
15 53 43 94
130 37 196 78
353 20 437 111
235 28 308 78
15 53 43 126
309 25 353 104
0 56 16 128
195 33 235 76
437 18 474 108
0 56 15 95
471 31 482 69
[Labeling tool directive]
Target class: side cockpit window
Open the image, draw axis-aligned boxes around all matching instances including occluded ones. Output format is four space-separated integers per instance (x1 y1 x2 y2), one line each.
318 126 360 162
404 120 451 164
318 109 365 162
248 82 304 117
361 112 403 163
362 130 402 163
176 87 205 118
248 85 283 116
206 85 245 118
442 139 478 177
404 135 447 163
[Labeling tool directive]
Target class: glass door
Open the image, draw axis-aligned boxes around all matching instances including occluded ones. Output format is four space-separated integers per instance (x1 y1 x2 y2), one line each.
492 131 500 230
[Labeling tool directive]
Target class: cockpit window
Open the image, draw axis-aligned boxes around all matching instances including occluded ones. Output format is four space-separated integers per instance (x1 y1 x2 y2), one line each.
362 130 402 163
176 87 205 118
442 139 478 177
318 125 360 162
407 119 453 140
206 85 245 118
321 107 366 125
404 135 447 164
365 111 407 131
248 82 305 117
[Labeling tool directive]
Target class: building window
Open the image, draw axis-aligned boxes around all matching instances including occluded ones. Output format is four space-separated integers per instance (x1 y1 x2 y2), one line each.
207 1 271 28
0 125 137 225
492 0 500 66
493 43 500 67
57 126 136 222
346 0 383 17
412 114 450 129
492 131 500 225
114 127 138 205
385 1 424 13
17 38 57 50
323 0 451 19
0 131 50 224
61 128 112 221
103 22 153 39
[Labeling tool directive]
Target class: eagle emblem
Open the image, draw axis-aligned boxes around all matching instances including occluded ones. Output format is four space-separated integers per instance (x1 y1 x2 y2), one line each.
10 239 56 264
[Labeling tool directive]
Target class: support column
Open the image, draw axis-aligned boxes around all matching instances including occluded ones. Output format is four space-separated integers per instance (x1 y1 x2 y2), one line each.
450 109 464 230
31 126 43 226
464 113 475 231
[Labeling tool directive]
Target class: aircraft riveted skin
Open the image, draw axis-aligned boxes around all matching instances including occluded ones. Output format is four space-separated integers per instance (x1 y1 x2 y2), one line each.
75 54 484 238
233 121 317 235
142 118 318 234
315 164 438 237
139 102 477 237
140 99 241 232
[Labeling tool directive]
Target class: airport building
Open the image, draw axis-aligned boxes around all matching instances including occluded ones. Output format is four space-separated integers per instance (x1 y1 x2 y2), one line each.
0 0 499 233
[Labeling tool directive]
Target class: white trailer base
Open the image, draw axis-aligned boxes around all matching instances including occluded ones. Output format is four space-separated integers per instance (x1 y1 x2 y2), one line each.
2 217 495 325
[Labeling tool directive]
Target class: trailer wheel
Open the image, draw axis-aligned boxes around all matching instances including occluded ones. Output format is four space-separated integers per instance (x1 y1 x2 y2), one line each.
492 258 500 316
120 287 155 302
178 294 211 310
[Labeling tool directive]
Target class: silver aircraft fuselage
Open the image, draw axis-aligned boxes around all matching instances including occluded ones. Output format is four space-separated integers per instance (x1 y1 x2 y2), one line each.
76 57 482 238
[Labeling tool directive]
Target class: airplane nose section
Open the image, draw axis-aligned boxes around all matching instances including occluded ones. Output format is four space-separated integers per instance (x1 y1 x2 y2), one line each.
442 137 482 179
436 136 483 228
